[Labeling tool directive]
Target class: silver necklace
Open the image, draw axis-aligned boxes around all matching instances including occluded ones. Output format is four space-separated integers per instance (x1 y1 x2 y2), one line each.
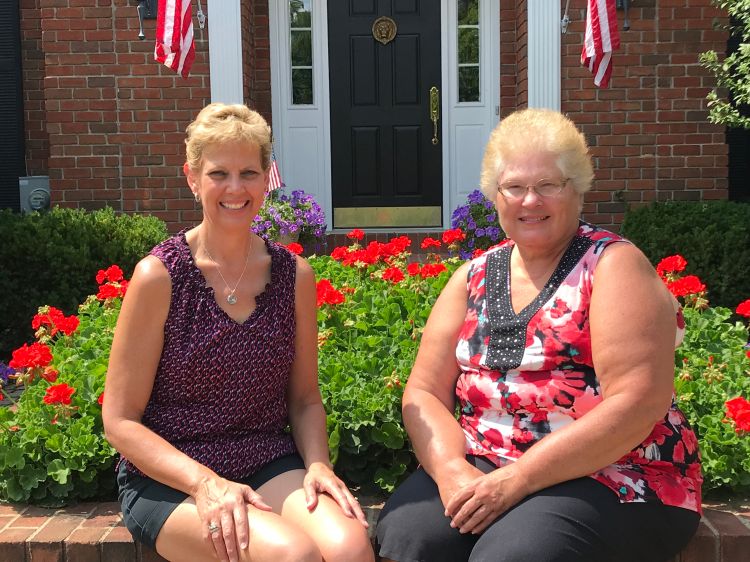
204 237 252 305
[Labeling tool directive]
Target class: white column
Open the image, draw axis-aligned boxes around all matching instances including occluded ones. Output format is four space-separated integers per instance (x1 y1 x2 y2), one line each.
207 0 243 104
527 0 561 110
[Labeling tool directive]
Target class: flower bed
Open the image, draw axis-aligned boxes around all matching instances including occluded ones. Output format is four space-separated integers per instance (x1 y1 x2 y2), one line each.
0 234 748 506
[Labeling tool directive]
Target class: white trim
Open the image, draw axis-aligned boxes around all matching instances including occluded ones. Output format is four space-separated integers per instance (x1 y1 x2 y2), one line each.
527 1 561 110
270 0 332 230
207 0 243 104
444 0 500 227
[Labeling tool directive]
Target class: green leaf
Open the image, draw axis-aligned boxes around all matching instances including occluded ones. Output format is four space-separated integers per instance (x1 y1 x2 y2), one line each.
47 459 71 484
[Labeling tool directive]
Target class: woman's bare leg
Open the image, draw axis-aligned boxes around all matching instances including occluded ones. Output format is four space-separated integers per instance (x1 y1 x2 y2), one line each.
155 496 321 562
257 469 375 562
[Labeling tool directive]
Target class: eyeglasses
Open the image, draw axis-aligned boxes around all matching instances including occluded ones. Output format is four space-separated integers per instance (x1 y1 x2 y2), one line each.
497 178 570 199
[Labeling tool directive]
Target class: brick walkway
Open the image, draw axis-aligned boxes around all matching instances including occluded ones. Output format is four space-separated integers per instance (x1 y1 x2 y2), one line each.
0 499 748 562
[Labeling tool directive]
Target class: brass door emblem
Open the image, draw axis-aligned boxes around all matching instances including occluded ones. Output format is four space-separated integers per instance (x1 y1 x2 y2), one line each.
372 16 397 45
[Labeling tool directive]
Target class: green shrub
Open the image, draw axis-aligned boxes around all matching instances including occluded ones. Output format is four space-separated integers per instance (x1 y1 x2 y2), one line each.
0 207 168 360
621 201 750 309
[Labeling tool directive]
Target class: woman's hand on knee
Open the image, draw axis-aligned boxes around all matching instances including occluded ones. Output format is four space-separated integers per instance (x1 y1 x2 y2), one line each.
194 476 273 562
445 465 527 535
435 458 484 512
303 462 369 527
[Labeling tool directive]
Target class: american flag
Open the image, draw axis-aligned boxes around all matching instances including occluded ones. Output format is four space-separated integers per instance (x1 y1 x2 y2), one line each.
155 0 195 79
581 0 620 88
267 151 284 193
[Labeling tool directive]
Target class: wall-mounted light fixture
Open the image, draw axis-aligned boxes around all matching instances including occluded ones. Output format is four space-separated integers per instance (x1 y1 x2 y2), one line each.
134 0 158 40
616 0 631 31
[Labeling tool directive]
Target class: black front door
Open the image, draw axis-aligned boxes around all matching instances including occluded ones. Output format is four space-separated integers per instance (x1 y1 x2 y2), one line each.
328 0 442 228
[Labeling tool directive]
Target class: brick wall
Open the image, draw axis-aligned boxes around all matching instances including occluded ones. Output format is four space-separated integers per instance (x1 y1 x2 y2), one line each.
35 0 211 229
559 0 729 229
20 0 48 177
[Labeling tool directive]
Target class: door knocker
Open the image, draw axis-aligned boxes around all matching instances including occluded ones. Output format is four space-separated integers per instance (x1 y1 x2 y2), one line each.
372 16 397 45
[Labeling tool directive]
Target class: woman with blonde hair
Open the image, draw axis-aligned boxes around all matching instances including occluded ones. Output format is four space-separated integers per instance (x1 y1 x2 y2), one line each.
104 103 373 562
376 108 702 562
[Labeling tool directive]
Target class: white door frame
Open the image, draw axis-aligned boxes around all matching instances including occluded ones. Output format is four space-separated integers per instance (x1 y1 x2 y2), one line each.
266 1 565 231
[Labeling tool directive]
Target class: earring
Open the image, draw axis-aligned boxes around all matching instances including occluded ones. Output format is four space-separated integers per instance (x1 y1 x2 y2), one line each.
194 192 200 203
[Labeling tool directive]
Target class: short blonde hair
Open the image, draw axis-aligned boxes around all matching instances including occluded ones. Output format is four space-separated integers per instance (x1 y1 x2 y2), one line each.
479 108 594 199
185 103 272 171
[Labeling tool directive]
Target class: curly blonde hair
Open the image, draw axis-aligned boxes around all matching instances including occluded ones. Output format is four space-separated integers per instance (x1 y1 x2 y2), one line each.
479 108 594 199
185 103 272 171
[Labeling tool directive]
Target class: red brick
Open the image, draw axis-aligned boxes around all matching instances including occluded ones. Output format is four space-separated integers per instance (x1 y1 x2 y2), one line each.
100 523 136 562
0 527 35 561
80 503 121 529
64 526 109 562
0 505 28 517
680 517 720 562
703 510 750 562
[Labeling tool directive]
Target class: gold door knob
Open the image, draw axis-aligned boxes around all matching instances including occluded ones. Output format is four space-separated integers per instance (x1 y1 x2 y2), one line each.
430 86 440 145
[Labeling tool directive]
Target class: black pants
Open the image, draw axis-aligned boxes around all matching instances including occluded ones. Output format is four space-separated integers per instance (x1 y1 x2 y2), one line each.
376 456 700 562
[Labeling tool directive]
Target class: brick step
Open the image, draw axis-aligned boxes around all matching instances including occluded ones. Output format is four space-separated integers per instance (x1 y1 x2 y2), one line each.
0 500 747 561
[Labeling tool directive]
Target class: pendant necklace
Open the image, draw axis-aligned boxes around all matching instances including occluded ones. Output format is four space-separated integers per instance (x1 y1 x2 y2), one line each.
204 237 252 305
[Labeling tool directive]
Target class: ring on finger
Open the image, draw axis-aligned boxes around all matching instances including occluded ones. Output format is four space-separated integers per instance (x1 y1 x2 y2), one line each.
208 522 220 534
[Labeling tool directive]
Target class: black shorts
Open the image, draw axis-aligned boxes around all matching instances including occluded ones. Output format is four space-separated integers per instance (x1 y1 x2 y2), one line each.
376 455 700 562
117 453 306 549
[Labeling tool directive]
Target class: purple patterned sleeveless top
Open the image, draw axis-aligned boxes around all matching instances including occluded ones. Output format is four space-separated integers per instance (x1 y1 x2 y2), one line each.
122 231 298 480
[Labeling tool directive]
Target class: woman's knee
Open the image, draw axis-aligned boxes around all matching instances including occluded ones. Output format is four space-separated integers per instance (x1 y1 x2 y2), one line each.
251 526 321 562
246 510 322 562
317 529 374 562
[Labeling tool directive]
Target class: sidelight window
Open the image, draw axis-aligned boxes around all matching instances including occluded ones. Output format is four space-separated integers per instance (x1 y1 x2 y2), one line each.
457 0 480 102
290 0 313 105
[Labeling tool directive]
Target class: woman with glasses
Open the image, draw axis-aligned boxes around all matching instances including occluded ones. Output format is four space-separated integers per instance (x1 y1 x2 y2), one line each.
376 108 702 562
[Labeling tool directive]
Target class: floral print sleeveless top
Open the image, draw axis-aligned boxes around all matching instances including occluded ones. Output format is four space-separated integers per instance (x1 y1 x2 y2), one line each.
456 222 702 513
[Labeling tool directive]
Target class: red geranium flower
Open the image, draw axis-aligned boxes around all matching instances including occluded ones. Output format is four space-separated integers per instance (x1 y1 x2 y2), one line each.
420 263 447 278
97 283 121 300
98 392 104 406
95 265 124 284
387 236 412 255
656 255 687 278
421 237 442 249
56 315 80 336
382 267 405 284
9 342 53 370
442 228 466 245
31 307 79 337
346 229 365 241
330 246 349 261
285 242 303 255
725 396 750 433
41 368 58 383
406 263 421 277
43 383 76 406
736 299 750 318
316 279 345 307
666 275 705 298
32 306 63 331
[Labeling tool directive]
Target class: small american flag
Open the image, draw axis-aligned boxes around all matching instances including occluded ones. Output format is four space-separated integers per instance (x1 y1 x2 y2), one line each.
581 0 620 88
267 151 284 193
155 0 195 79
